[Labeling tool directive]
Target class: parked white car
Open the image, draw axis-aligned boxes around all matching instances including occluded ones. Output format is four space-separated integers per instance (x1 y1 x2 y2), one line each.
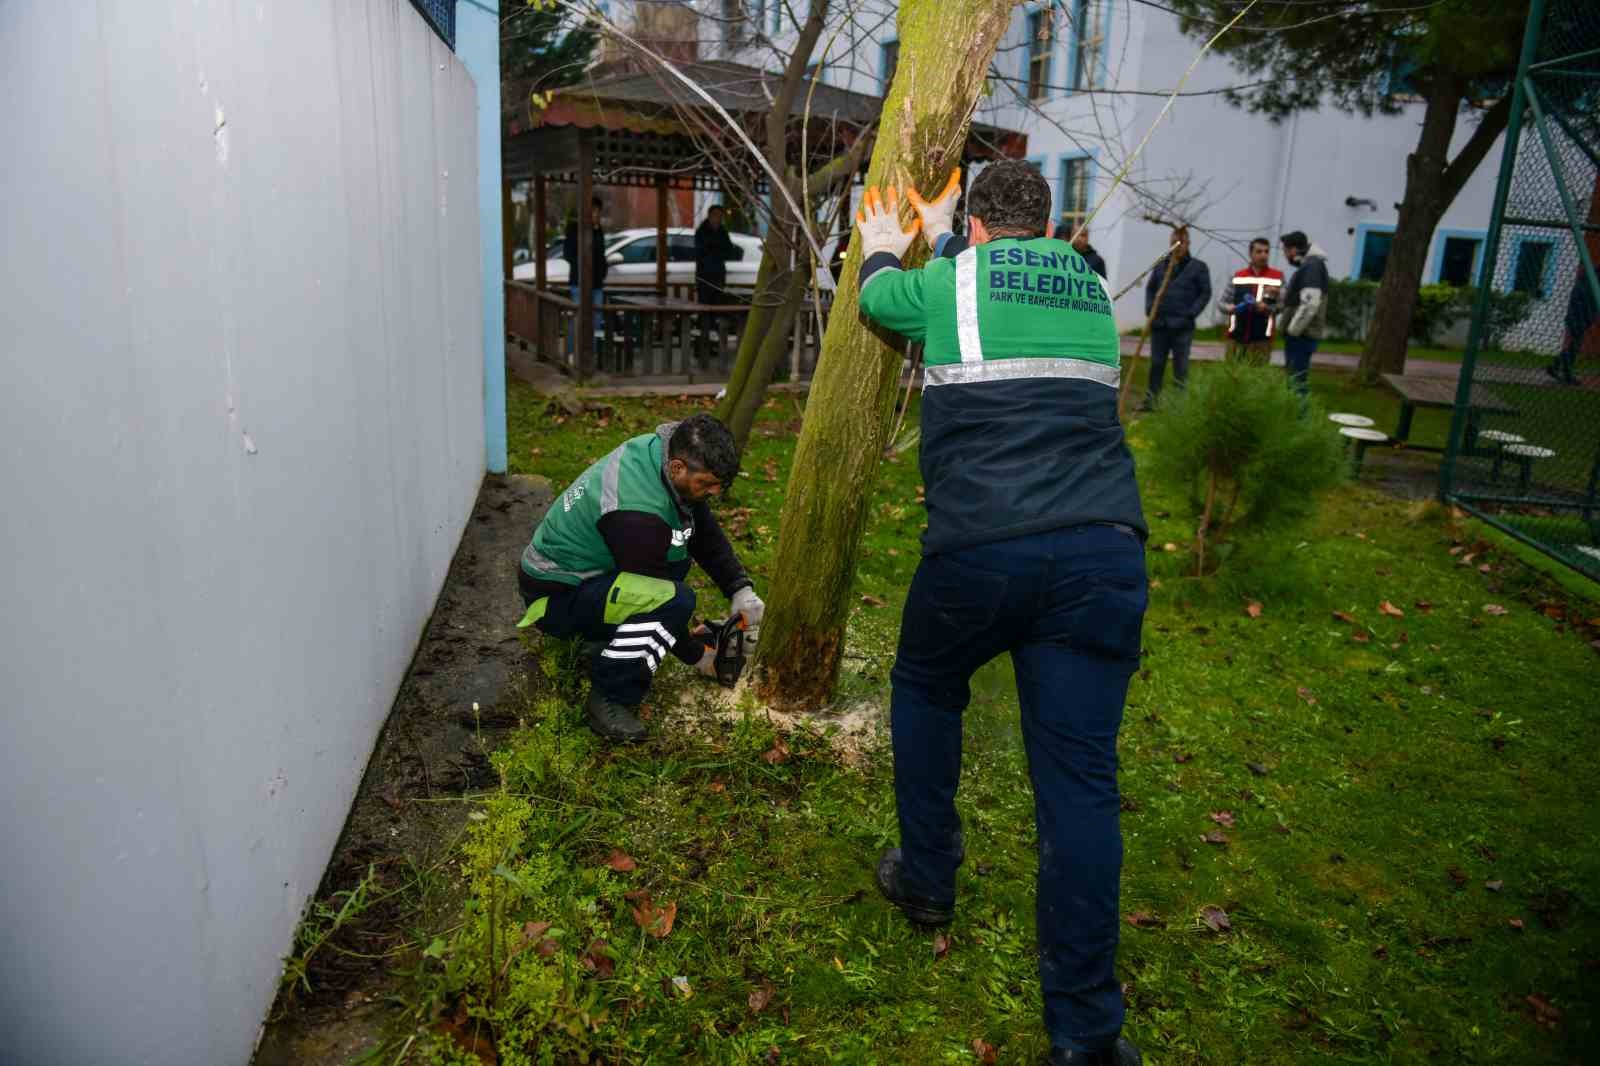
513 227 765 290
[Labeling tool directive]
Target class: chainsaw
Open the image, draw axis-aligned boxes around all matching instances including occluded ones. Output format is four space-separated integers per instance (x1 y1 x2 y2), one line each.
693 616 748 688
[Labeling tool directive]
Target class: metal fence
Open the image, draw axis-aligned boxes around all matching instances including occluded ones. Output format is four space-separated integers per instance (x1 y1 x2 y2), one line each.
408 0 455 49
1441 0 1600 581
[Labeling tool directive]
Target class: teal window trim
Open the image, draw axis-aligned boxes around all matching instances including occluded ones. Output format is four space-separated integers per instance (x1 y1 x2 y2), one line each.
879 39 898 94
1063 0 1111 94
769 0 781 36
1430 227 1488 285
1506 233 1559 298
1350 222 1396 281
1057 150 1097 225
1023 2 1055 101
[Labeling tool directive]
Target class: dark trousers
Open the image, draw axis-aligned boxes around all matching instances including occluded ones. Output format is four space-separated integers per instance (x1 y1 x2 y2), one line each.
889 524 1147 1052
519 567 700 707
1283 334 1318 395
1147 326 1193 399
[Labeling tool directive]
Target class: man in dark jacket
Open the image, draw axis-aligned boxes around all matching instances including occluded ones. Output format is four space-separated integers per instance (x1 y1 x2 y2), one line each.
563 196 608 348
1140 226 1211 409
1278 230 1329 396
857 161 1146 1066
1071 225 1107 278
694 205 737 341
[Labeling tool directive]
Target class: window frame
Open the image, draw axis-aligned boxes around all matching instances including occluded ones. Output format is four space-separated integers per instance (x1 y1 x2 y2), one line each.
1508 235 1557 299
1350 222 1397 282
1024 6 1055 102
1430 228 1487 287
1058 151 1096 235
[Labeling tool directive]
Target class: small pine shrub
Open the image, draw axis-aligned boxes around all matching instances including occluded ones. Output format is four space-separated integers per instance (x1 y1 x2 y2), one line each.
1141 363 1347 575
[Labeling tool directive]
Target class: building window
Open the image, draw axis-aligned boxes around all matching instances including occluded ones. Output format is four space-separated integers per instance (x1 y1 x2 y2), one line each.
1437 234 1483 287
1355 228 1394 282
1026 8 1054 101
1060 155 1091 232
1068 0 1104 91
881 40 900 93
1512 240 1554 298
722 0 749 46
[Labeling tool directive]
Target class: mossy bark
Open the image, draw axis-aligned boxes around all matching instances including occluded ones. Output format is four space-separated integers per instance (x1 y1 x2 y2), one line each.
755 0 1017 710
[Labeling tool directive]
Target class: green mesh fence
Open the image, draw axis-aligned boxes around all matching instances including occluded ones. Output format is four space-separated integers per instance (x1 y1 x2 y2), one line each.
1441 0 1600 581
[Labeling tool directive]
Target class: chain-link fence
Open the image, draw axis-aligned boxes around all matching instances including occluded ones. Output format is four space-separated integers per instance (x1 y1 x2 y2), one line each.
408 0 456 50
1441 0 1600 581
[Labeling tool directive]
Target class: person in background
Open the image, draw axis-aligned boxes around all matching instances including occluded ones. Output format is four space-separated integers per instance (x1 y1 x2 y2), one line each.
1218 237 1283 365
1547 273 1597 386
563 196 608 350
1278 230 1329 396
1140 225 1211 410
1070 226 1107 278
694 204 737 344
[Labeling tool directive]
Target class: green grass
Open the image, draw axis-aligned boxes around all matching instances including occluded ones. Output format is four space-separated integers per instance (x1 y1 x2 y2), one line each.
407 373 1598 1065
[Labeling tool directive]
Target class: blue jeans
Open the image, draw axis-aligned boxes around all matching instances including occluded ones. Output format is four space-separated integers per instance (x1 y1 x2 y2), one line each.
1283 334 1318 395
889 524 1147 1052
1147 326 1193 400
566 286 605 354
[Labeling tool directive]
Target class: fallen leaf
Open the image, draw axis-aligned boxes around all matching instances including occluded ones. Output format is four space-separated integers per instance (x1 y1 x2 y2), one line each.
1525 994 1562 1029
1173 751 1194 764
1478 563 1492 574
1200 905 1232 932
1484 603 1509 616
522 920 552 941
1372 943 1388 960
1332 610 1357 625
1126 911 1162 928
605 849 637 873
1209 810 1236 827
1485 880 1505 892
1449 544 1465 556
579 939 615 978
860 593 887 608
1352 630 1371 643
1246 762 1269 777
748 981 775 1013
1379 600 1405 618
761 739 791 765
1509 918 1525 931
708 779 727 793
1201 830 1229 846
1447 866 1468 889
933 932 952 960
971 1038 999 1065
534 937 559 957
1245 601 1263 619
629 893 677 938
670 975 692 998
1297 687 1317 705
1163 542 1179 553
1414 600 1434 613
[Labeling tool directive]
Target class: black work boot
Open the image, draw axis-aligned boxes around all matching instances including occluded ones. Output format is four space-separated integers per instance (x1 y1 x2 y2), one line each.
1045 1038 1142 1066
875 848 954 927
584 690 646 743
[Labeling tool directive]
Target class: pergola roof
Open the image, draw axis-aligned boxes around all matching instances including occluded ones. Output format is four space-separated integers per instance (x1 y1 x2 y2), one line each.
502 60 1027 189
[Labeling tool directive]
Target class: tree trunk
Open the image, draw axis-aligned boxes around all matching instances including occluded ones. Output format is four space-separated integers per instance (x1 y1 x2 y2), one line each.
725 266 810 448
755 0 1017 710
1358 76 1512 383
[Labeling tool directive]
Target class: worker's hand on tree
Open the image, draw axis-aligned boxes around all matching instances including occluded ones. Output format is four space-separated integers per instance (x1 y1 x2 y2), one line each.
906 168 961 249
854 186 921 262
730 586 765 640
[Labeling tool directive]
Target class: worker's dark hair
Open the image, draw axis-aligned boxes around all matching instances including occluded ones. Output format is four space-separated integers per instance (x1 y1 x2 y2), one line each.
707 203 725 214
966 161 1050 239
1280 230 1309 253
669 414 740 487
1249 236 1270 251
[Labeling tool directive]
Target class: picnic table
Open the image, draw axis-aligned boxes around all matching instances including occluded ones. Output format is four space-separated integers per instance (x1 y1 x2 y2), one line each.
1380 373 1517 452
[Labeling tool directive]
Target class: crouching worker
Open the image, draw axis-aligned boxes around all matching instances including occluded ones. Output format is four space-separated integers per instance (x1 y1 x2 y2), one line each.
856 161 1147 1066
515 414 765 742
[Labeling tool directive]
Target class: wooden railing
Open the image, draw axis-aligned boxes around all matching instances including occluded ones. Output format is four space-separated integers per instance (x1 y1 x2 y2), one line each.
505 281 834 383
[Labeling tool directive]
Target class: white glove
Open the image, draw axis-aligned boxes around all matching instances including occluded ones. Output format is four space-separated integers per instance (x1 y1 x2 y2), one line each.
694 645 718 678
906 168 960 250
854 186 921 263
730 586 765 639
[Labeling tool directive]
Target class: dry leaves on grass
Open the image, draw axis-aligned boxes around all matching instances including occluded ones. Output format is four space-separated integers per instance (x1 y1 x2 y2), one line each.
1126 911 1163 929
1209 810 1236 827
1525 994 1563 1029
579 939 615 978
1332 610 1357 624
1200 830 1230 846
748 981 775 1014
605 849 637 873
1200 905 1232 932
1297 687 1317 705
1245 601 1263 619
1379 600 1406 618
860 594 887 608
1484 604 1509 616
971 1038 999 1065
933 932 952 960
761 739 791 765
625 890 677 938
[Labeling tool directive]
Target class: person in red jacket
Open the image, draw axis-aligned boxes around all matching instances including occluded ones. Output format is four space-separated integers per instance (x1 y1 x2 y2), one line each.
1217 237 1283 365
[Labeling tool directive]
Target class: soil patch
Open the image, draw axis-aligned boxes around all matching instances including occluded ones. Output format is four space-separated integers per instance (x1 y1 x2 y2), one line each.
253 474 553 1065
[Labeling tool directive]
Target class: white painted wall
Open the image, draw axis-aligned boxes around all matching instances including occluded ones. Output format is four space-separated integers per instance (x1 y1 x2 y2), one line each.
0 2 484 1063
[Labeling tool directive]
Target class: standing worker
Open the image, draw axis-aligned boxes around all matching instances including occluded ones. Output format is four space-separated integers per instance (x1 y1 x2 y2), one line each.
1278 230 1329 395
854 160 1146 1066
694 204 738 345
1140 225 1211 410
1218 237 1283 365
515 414 765 742
563 196 609 352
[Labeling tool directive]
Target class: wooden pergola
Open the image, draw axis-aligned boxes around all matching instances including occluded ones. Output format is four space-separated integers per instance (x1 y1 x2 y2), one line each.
501 60 1027 381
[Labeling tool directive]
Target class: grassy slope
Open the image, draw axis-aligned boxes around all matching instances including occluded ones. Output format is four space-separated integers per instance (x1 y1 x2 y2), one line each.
457 374 1598 1065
